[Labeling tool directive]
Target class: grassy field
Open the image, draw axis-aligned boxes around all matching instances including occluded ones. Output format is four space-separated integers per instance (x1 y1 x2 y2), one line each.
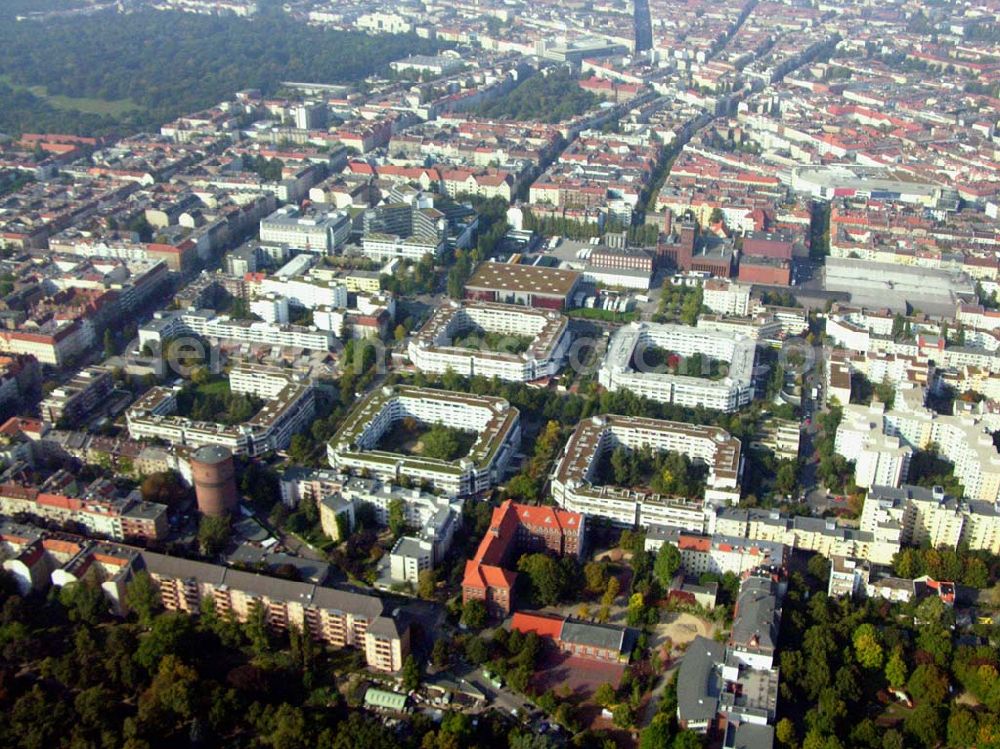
194 378 232 397
0 74 139 116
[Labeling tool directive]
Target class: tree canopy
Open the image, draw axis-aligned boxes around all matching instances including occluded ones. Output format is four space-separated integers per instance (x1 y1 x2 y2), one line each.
0 11 446 135
473 69 599 123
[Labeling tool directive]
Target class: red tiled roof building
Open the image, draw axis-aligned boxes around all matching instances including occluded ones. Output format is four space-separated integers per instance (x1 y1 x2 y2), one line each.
462 500 585 618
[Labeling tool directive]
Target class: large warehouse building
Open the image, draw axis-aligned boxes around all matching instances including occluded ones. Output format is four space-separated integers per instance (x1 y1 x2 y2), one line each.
464 262 581 310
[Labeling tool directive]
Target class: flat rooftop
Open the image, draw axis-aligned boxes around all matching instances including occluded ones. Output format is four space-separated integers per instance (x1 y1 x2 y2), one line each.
466 261 580 298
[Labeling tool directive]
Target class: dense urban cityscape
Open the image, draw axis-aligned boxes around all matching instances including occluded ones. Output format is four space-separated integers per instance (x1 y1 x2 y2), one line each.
0 0 998 747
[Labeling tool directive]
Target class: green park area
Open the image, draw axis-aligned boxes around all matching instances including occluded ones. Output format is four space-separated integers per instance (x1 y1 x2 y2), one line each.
376 417 477 461
174 376 263 426
452 329 534 355
473 68 599 124
0 75 140 117
593 446 708 498
632 344 727 380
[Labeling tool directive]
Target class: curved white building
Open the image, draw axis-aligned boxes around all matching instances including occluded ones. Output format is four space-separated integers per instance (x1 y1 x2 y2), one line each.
327 385 521 496
126 364 315 457
550 414 743 527
407 301 571 382
599 322 756 412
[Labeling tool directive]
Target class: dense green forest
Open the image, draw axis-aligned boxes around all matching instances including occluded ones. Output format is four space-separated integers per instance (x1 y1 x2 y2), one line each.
473 69 599 123
775 562 1000 749
0 9 445 136
0 570 552 749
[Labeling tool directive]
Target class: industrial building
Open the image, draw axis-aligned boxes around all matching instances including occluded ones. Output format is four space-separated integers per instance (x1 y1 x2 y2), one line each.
190 444 239 516
464 262 581 310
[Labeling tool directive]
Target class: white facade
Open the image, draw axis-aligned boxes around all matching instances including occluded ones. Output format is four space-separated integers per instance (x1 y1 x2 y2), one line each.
361 234 444 262
836 390 1000 502
599 322 756 412
407 301 571 382
139 309 334 352
834 412 913 490
861 484 1000 555
645 528 786 579
259 276 349 310
312 307 345 337
251 296 290 324
389 538 434 584
126 365 315 457
703 280 752 317
259 206 351 254
328 386 521 497
550 414 742 527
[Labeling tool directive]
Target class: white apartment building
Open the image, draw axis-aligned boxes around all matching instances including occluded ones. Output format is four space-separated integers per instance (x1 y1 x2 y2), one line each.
389 537 434 584
259 276 349 310
940 365 1000 403
259 206 351 254
126 365 315 457
957 304 1000 333
599 322 756 412
829 349 935 392
250 296 290 324
361 233 444 262
637 496 712 533
139 309 334 352
311 307 345 337
337 477 460 585
645 527 786 579
826 311 1000 375
356 10 412 34
696 314 783 342
702 279 752 317
861 484 1000 555
0 319 94 368
327 386 521 496
279 467 342 509
550 414 742 526
834 407 913 489
407 301 571 382
836 388 1000 502
707 507 900 566
827 556 869 599
283 471 460 585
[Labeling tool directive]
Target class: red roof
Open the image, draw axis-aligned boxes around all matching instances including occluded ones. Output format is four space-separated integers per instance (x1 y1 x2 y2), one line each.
511 612 564 640
514 503 581 532
0 416 44 437
37 493 82 511
462 500 582 600
42 538 83 555
678 534 710 552
461 560 516 591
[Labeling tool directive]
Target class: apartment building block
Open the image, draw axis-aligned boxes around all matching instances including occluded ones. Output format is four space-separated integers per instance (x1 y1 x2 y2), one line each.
407 301 571 383
599 322 756 412
327 386 520 497
550 414 742 527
